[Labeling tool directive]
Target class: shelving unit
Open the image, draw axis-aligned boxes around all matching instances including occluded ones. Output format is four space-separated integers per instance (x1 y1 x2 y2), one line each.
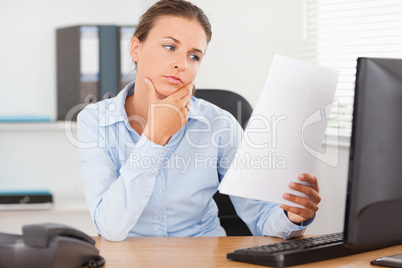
0 121 93 235
0 200 97 235
0 121 77 131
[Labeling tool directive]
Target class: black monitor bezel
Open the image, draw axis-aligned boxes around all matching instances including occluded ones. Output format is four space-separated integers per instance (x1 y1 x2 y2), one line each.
344 57 402 249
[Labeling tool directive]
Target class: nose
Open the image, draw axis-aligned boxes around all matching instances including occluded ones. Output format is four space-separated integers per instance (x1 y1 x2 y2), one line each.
172 53 187 71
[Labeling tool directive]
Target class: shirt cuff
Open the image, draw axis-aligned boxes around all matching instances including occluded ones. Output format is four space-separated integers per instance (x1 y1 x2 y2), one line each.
284 210 315 227
263 206 312 239
120 134 170 177
281 210 316 239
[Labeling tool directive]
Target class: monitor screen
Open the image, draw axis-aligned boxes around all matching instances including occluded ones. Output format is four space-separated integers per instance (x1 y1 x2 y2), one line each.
344 57 402 249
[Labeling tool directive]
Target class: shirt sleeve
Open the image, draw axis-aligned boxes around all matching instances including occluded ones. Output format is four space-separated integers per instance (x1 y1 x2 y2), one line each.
77 107 170 241
216 113 314 239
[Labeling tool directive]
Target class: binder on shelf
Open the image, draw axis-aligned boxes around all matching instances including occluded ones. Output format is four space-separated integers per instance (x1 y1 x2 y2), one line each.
57 25 100 121
57 24 136 121
99 25 120 99
0 190 53 210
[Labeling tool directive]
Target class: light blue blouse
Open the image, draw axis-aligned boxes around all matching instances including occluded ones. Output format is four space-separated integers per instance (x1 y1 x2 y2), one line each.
77 82 311 241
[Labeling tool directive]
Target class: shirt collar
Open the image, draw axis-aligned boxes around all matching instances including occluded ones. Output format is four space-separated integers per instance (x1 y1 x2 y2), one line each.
98 81 133 127
98 81 208 127
187 96 209 125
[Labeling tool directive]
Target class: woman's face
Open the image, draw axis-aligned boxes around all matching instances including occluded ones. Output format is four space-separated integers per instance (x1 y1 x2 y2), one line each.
131 15 208 98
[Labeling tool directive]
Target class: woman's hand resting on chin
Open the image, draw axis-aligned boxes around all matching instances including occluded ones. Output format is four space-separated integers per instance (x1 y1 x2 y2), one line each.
143 78 194 146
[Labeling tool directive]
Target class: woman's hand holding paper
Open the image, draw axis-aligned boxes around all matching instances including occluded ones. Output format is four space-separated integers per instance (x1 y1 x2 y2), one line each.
280 174 321 224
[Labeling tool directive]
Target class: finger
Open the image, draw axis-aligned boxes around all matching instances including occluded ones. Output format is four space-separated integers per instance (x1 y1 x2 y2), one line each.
169 81 194 100
283 192 320 211
180 84 194 100
168 92 191 112
184 104 190 114
144 78 157 102
289 182 321 204
279 204 316 220
181 95 192 108
178 82 194 100
298 174 319 193
167 84 193 109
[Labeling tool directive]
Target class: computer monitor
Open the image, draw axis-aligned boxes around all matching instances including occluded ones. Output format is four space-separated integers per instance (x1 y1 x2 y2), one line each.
344 57 402 249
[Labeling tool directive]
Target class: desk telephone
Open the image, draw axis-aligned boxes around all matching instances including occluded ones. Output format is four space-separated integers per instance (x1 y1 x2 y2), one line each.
0 223 105 268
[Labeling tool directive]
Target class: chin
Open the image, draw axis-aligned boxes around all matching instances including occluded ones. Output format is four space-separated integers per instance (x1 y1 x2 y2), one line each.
156 83 180 97
155 90 168 99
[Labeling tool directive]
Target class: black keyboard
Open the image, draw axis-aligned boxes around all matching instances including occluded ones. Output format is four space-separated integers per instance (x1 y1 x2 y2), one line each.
227 233 372 267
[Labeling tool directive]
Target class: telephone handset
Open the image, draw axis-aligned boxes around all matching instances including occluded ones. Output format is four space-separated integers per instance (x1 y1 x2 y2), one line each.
0 223 105 268
22 223 96 248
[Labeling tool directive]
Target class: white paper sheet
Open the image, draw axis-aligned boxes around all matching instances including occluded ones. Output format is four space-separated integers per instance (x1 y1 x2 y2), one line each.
218 55 339 207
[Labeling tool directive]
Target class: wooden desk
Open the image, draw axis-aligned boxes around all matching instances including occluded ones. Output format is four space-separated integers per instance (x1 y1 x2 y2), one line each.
94 236 402 267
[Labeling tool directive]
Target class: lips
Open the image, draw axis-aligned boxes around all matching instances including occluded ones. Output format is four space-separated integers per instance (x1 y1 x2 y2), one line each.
164 75 183 84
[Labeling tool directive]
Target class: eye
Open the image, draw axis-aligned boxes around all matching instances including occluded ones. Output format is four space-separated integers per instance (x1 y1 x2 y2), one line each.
189 54 200 62
163 44 175 51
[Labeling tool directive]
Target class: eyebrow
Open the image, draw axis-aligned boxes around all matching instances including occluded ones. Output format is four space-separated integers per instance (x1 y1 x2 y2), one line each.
163 36 204 55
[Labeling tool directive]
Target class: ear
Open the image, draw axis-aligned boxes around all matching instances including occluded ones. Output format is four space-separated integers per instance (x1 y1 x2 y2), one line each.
130 37 141 62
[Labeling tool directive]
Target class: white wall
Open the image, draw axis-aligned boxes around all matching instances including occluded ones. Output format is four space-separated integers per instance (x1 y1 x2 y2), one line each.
144 0 305 107
0 0 146 234
0 0 146 118
0 0 305 118
0 124 82 199
0 0 348 235
305 141 350 235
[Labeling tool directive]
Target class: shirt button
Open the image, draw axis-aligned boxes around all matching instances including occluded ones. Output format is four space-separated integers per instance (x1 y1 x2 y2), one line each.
158 189 162 194
157 177 162 181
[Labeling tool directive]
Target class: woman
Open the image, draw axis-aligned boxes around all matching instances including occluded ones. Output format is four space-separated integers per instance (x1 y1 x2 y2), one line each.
77 0 320 241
